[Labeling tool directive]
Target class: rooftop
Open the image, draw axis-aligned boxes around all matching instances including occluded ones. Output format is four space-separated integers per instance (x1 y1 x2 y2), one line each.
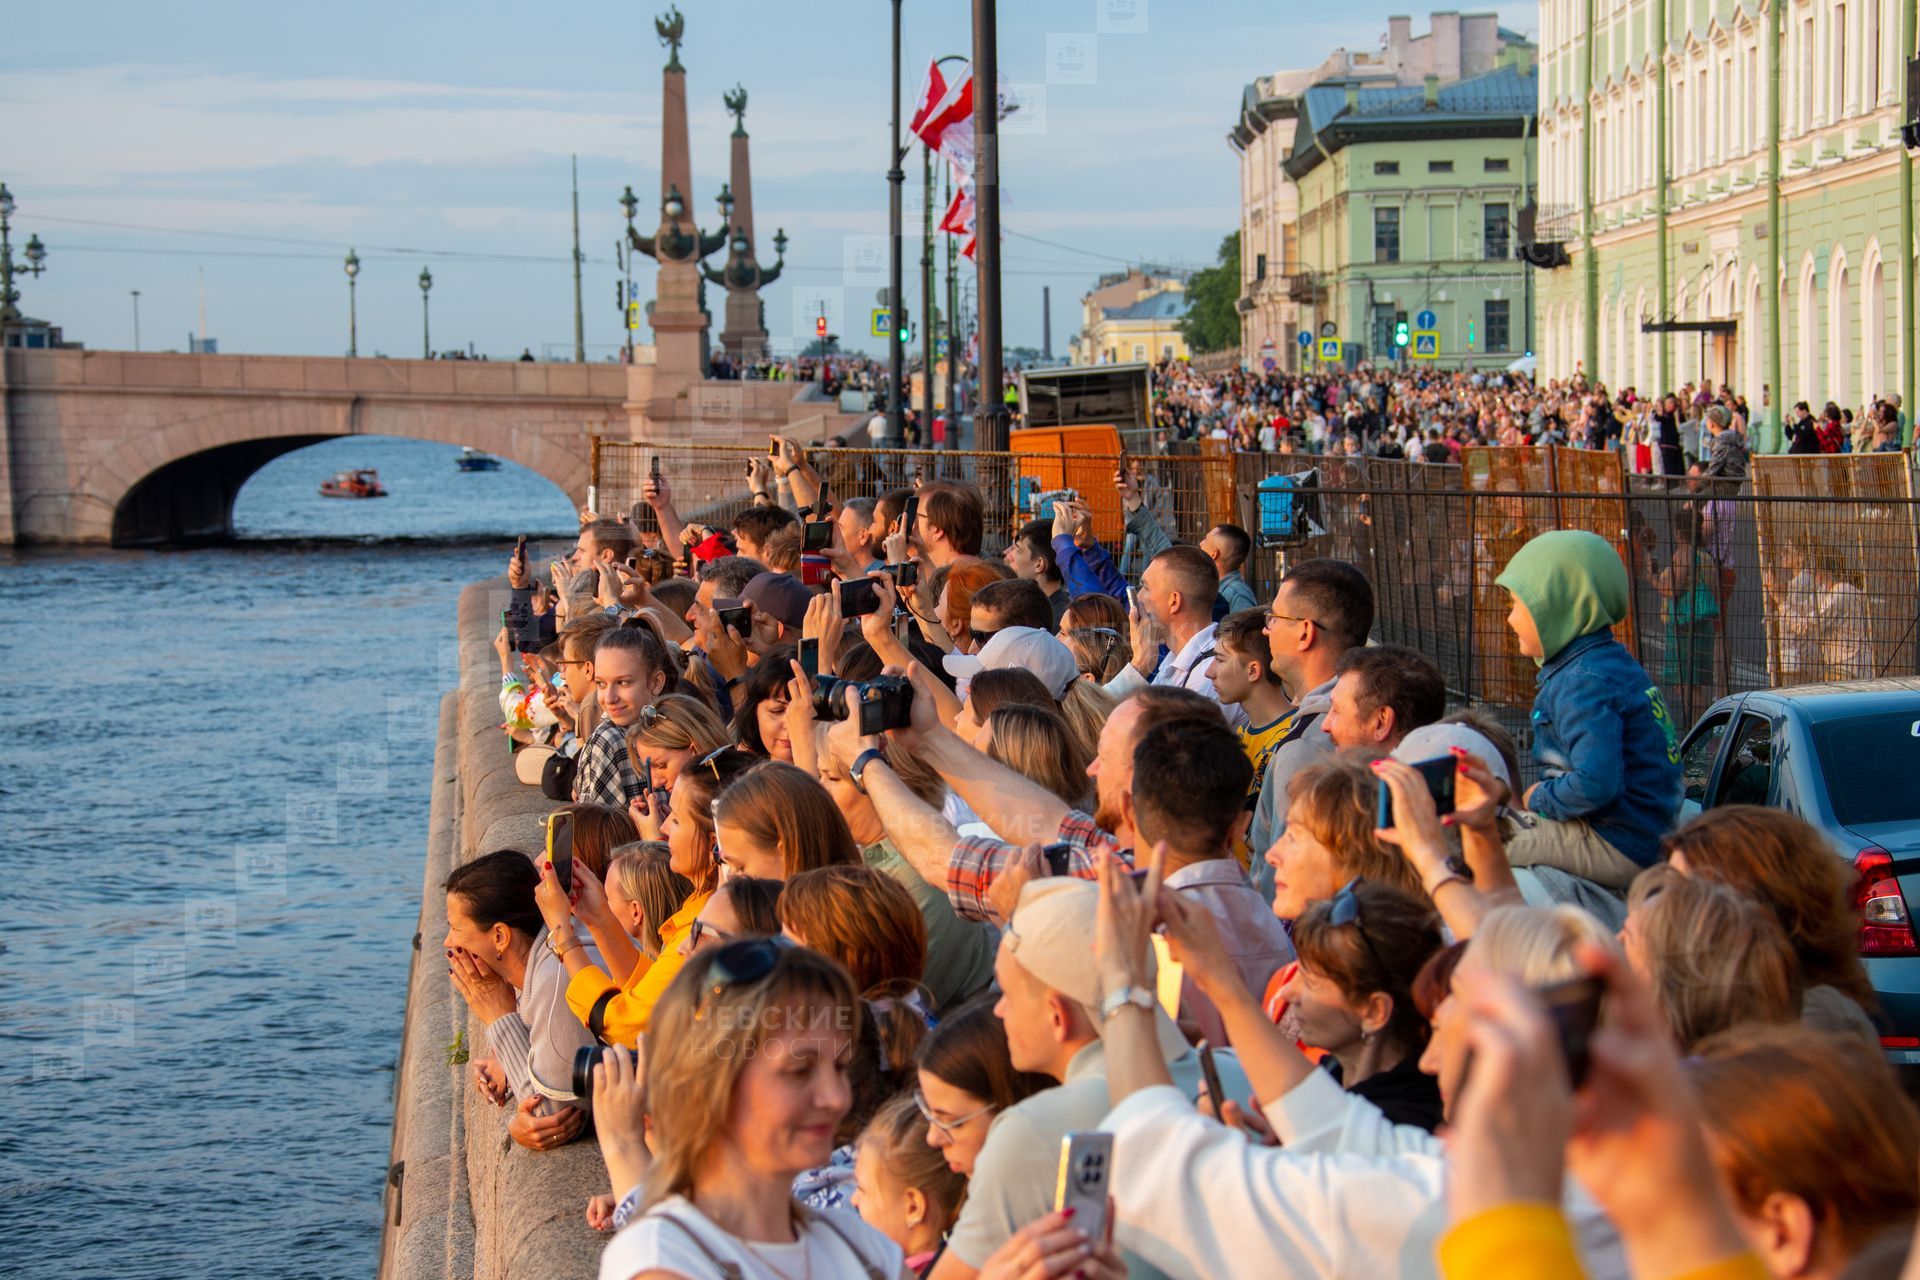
1285 63 1538 178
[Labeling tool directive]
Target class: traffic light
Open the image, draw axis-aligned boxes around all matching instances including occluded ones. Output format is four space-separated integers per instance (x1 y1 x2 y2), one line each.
816 316 828 338
897 318 912 344
1467 319 1477 348
1393 319 1410 348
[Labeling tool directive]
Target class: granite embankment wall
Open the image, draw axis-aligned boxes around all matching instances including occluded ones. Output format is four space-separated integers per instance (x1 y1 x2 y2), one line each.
379 578 607 1280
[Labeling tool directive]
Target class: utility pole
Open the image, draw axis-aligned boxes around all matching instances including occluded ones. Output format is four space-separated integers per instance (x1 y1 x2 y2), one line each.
1042 286 1052 361
1657 0 1672 396
922 139 935 447
972 0 1009 453
1765 0 1782 451
945 162 959 441
130 290 141 352
887 0 906 447
1580 0 1598 380
571 155 586 364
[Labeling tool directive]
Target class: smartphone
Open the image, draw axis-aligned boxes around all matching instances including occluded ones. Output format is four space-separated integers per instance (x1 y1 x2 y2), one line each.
650 454 662 481
901 493 919 544
799 637 820 682
1041 841 1075 877
715 603 753 636
768 436 780 459
514 534 529 564
639 757 653 795
1053 1133 1112 1246
838 576 881 618
1538 975 1604 1088
545 811 574 896
1375 754 1458 828
1197 1040 1228 1114
802 520 833 553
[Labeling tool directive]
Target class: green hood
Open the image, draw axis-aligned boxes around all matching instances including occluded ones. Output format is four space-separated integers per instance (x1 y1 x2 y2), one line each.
1494 530 1628 665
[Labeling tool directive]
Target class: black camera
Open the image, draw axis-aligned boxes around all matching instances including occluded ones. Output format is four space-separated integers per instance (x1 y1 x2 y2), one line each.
883 560 918 589
811 674 914 735
572 1044 609 1099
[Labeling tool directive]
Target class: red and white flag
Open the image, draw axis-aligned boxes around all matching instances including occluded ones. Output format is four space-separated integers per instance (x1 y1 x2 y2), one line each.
909 59 974 158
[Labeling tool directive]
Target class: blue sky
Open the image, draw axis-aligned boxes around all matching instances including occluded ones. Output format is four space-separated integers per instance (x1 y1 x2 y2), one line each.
6 1 1535 361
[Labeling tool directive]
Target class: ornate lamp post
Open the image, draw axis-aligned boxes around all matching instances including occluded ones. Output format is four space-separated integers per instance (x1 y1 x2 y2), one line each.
0 182 49 324
418 266 433 359
619 185 640 360
344 248 361 357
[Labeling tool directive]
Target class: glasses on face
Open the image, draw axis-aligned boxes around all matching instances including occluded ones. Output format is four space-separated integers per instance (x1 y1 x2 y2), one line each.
913 1089 995 1138
968 627 999 649
693 936 793 1020
686 917 732 950
1328 878 1391 977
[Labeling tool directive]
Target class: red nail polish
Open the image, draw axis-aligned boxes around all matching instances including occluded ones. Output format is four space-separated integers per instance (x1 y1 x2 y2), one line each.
1060 1206 1077 1220
1449 746 1466 757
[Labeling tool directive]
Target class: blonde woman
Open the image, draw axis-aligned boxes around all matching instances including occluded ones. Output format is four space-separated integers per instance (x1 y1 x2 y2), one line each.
1619 865 1800 1052
624 695 731 840
983 703 1092 811
595 942 905 1278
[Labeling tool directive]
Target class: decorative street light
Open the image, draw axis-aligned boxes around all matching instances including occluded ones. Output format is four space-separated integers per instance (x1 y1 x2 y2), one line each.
419 266 433 359
619 185 640 361
0 181 50 324
663 185 686 221
716 183 734 224
344 248 361 357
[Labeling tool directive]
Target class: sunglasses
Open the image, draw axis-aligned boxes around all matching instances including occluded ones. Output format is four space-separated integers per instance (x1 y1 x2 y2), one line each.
1328 878 1390 977
968 628 999 649
693 937 793 1020
913 1089 995 1138
694 744 739 780
686 917 732 950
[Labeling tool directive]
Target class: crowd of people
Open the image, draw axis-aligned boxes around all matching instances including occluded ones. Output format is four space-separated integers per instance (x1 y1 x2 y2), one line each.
1147 359 1908 478
455 434 1914 1280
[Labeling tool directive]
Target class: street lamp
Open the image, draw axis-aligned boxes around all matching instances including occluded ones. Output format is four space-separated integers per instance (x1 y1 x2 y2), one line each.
664 185 686 221
716 183 734 225
419 266 433 359
0 181 50 324
344 248 361 357
619 185 640 361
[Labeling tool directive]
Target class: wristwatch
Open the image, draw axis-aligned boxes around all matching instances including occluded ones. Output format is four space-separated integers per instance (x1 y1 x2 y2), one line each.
850 747 889 794
1098 985 1156 1023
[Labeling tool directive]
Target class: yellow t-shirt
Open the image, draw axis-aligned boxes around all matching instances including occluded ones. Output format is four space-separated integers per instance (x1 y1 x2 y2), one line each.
564 890 710 1049
1237 709 1298 803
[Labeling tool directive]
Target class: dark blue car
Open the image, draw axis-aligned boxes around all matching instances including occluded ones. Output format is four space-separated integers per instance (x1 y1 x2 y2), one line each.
1678 678 1920 1062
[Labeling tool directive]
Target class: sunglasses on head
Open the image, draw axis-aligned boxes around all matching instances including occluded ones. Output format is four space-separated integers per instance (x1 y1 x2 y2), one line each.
695 744 741 781
1328 878 1390 976
693 937 793 1020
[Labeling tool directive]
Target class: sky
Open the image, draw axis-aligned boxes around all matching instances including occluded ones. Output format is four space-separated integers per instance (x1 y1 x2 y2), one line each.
5 1 1536 362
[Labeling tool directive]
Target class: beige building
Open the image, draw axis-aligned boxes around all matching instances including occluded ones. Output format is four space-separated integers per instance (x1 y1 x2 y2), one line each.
1229 13 1537 370
1069 270 1191 365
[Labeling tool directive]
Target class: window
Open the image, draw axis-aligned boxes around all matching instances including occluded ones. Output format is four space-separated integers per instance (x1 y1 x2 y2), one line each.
1812 711 1920 825
1255 252 1267 281
1485 157 1511 172
1131 344 1146 361
1680 712 1731 816
1374 206 1401 263
1484 299 1511 351
1429 160 1454 173
1716 714 1775 807
1484 203 1511 260
1374 161 1401 175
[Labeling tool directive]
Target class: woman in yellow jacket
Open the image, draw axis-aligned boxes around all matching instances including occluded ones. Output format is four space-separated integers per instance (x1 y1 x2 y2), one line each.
536 746 757 1046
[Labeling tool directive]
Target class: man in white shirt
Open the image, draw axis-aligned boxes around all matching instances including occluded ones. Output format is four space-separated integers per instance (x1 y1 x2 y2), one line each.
1105 545 1244 728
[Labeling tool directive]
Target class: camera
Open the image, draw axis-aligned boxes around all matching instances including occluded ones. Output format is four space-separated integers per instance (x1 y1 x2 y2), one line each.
810 674 914 735
572 1044 609 1099
883 560 918 589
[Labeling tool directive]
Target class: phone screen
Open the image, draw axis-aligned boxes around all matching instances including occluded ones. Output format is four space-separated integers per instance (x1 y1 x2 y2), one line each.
802 520 833 553
1197 1041 1227 1113
799 637 820 681
716 604 753 635
546 812 574 895
838 577 880 618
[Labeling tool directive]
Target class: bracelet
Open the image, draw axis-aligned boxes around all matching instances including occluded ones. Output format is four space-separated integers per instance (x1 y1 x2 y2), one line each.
1423 873 1470 899
549 931 578 958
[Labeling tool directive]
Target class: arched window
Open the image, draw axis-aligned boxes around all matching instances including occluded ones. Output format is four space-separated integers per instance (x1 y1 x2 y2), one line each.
1862 249 1886 406
1828 248 1851 408
1744 268 1764 401
1634 287 1649 389
1797 255 1818 406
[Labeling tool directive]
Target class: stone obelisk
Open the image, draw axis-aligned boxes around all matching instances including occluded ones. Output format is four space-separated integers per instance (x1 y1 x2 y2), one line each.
705 86 784 361
631 6 723 393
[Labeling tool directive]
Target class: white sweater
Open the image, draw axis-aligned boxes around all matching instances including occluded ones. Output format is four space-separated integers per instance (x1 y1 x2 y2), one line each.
1102 1074 1627 1280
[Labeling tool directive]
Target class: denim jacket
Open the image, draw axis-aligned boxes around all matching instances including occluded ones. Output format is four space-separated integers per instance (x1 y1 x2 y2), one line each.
1526 631 1683 867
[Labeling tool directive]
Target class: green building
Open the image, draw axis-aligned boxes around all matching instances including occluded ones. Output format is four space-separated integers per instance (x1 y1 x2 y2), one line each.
1530 0 1918 447
1286 62 1540 371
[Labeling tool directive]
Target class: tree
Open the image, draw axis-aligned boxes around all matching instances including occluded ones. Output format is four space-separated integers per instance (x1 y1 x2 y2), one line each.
1178 231 1241 355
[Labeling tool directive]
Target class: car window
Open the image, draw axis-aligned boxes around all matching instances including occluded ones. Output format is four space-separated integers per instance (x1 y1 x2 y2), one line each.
1812 710 1920 827
1716 714 1774 807
1681 713 1730 809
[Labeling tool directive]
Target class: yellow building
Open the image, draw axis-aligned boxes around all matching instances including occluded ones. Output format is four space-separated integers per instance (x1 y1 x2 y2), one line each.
1069 270 1191 365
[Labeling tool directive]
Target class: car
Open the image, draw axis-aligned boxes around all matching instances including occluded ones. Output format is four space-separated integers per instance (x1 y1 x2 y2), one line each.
1677 677 1920 1062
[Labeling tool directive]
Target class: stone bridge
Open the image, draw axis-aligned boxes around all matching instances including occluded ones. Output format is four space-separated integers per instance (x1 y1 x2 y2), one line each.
0 349 861 545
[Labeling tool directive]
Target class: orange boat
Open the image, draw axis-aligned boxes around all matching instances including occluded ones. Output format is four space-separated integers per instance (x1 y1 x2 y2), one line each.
319 468 387 498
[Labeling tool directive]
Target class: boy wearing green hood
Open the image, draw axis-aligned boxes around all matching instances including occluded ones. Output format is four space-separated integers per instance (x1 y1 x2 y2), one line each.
1496 529 1683 888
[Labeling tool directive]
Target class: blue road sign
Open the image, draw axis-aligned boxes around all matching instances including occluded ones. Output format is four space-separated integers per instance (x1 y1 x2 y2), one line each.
1415 309 1437 330
1297 330 1313 348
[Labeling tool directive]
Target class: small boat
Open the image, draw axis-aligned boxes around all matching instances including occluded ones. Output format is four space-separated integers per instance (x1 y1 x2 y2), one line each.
320 469 387 499
456 447 501 472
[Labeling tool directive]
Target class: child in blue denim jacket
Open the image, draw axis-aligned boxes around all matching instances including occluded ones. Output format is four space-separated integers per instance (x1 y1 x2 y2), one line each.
1496 529 1684 888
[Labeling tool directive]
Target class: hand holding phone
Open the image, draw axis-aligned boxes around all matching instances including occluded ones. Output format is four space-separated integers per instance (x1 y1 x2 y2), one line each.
837 577 881 618
545 811 575 896
1053 1133 1112 1247
1375 755 1458 829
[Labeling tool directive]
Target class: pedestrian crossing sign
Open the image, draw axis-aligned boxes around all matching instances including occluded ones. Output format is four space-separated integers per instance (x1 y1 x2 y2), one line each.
1317 338 1342 363
1411 331 1439 360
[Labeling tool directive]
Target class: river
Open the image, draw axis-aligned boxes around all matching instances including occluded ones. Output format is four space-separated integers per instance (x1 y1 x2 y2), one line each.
0 436 576 1279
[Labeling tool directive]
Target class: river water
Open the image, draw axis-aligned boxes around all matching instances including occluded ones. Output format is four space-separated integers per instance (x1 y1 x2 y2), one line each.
0 436 576 1279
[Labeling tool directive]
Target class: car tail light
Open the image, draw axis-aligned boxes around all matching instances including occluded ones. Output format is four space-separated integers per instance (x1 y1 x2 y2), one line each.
1854 848 1919 957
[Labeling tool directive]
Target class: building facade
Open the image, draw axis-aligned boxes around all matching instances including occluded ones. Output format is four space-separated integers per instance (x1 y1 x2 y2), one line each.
1069 270 1191 365
1532 0 1917 441
1286 64 1540 371
1230 13 1537 370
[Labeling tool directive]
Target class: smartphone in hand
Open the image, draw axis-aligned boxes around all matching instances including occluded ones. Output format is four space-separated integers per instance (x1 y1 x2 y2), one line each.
1054 1133 1113 1246
1375 754 1458 828
545 811 574 895
837 577 881 618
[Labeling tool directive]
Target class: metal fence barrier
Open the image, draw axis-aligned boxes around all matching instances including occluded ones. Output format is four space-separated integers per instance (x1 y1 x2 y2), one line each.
592 437 1920 736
